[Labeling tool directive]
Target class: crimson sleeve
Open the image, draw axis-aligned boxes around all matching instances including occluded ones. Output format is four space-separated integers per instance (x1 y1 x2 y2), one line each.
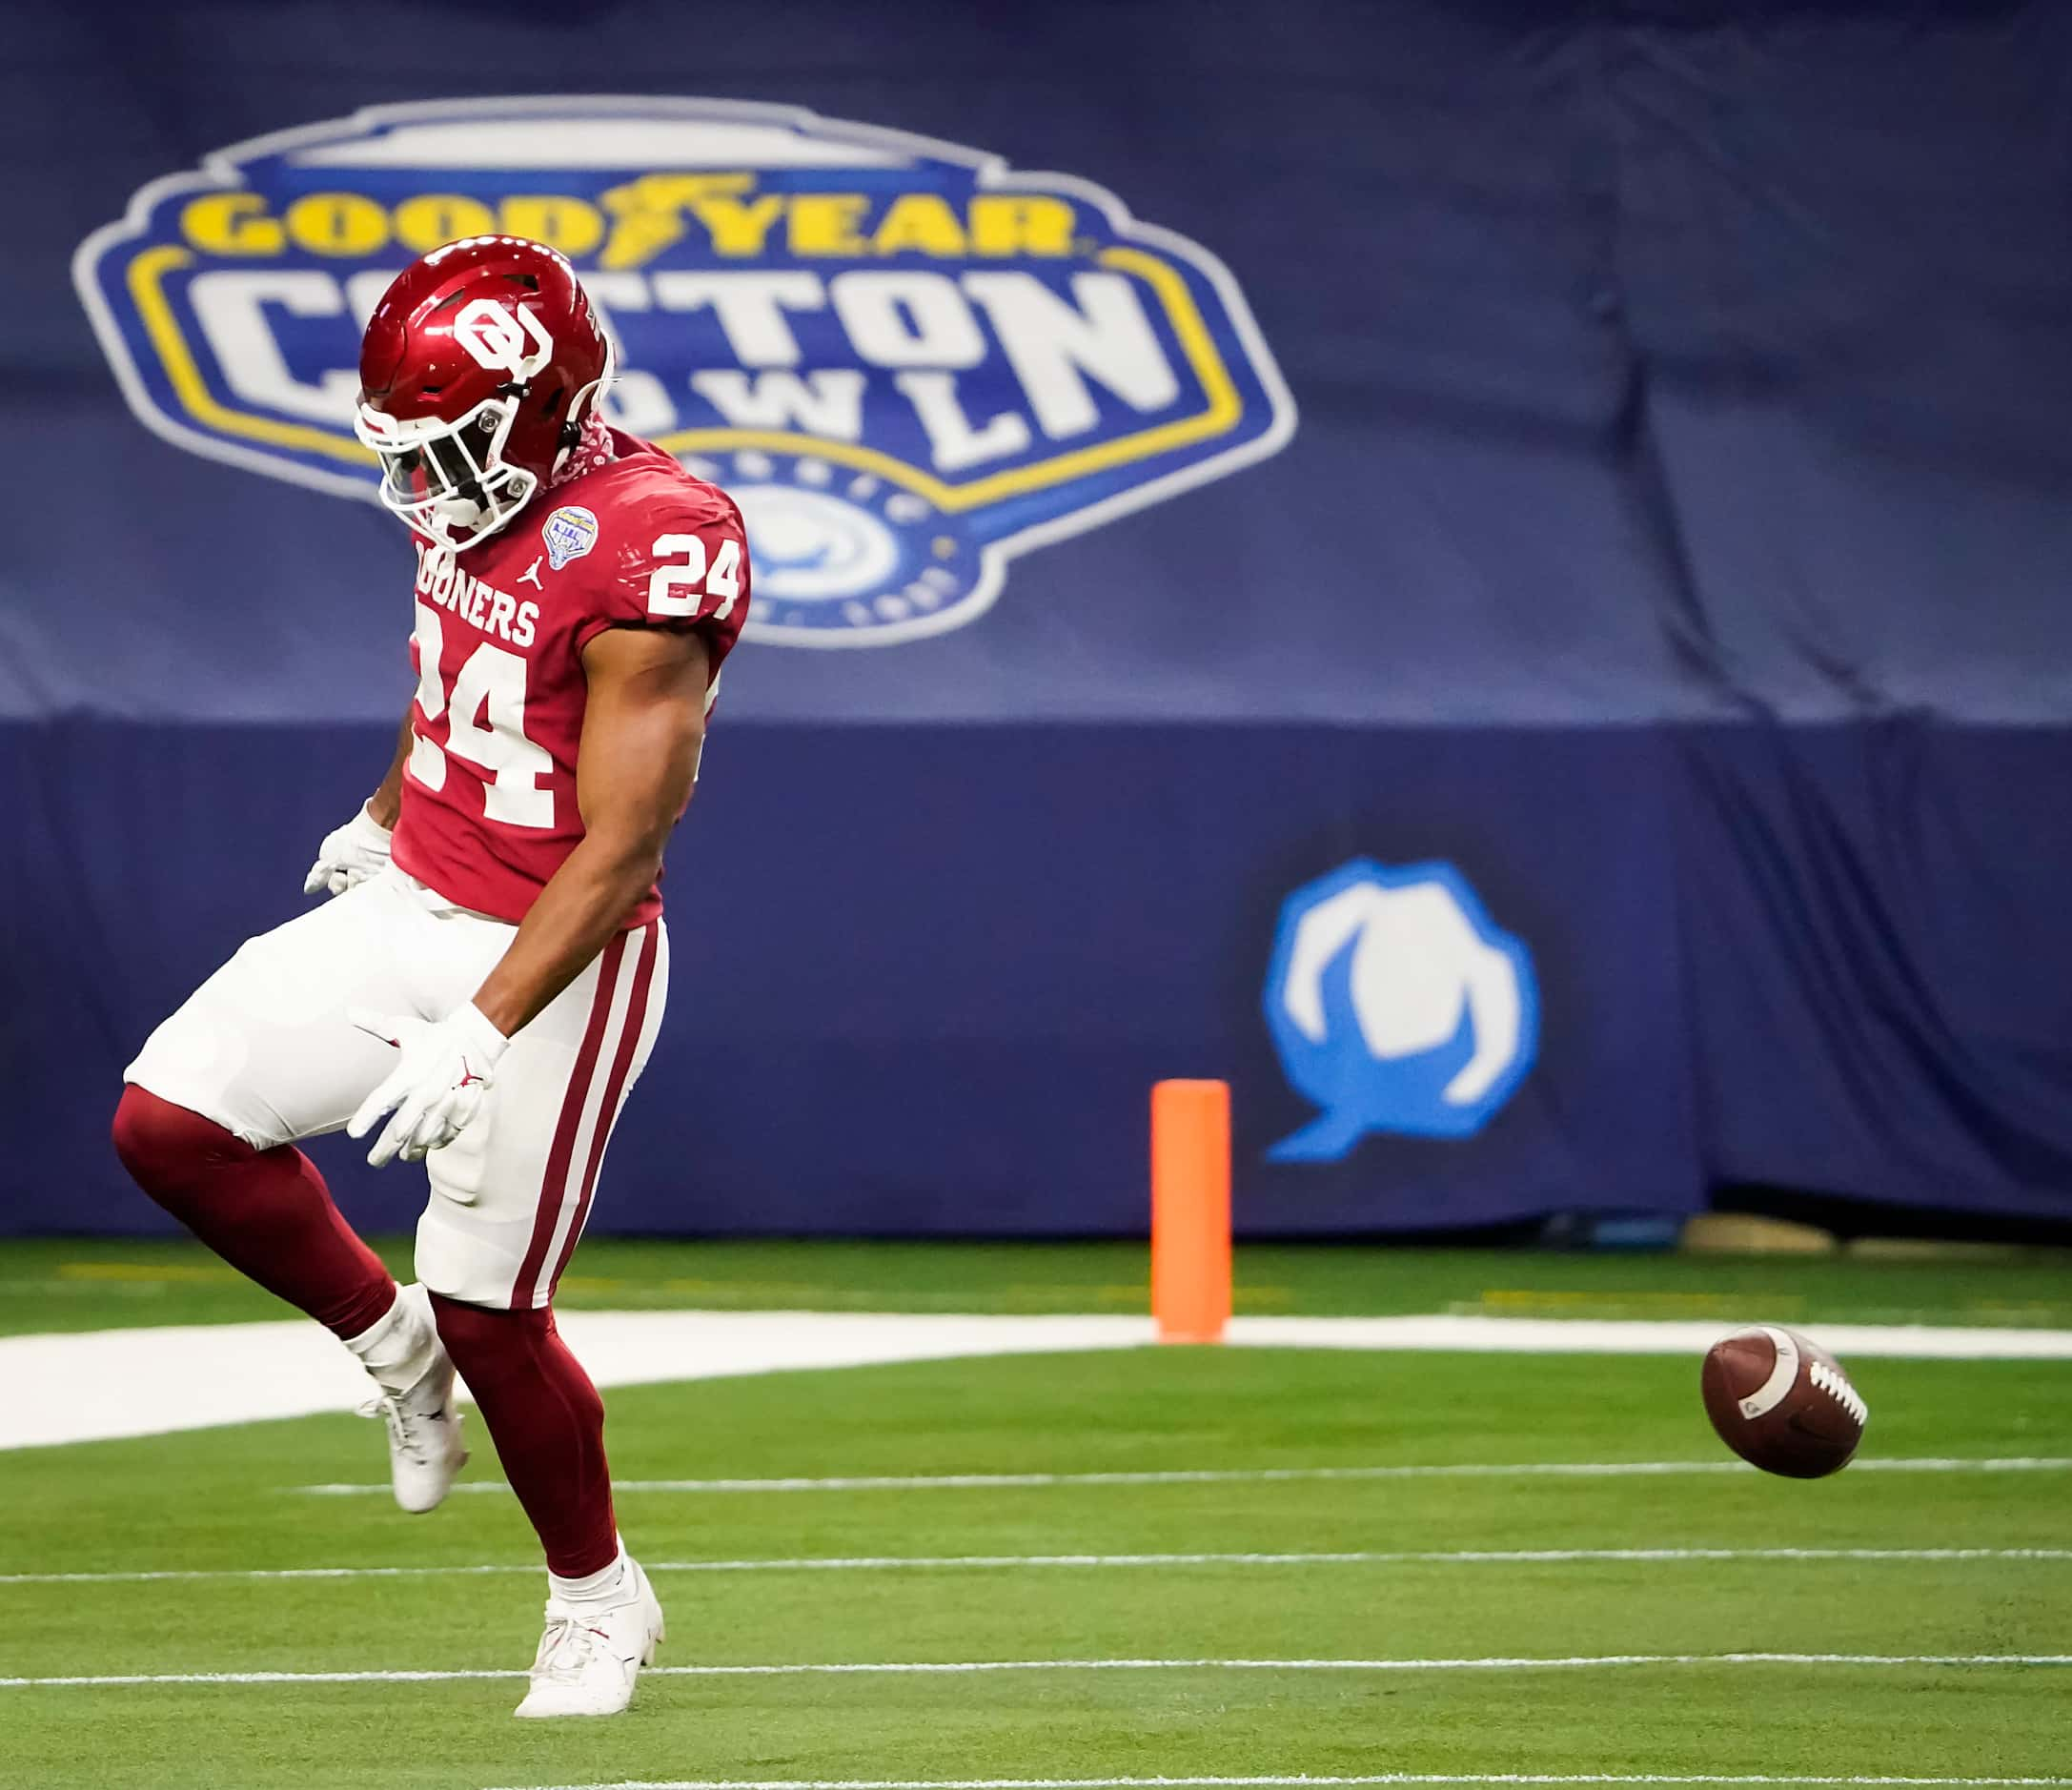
572 501 752 670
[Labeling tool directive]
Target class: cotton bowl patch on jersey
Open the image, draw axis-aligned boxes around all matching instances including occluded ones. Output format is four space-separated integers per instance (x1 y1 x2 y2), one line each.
73 96 1295 648
541 505 599 571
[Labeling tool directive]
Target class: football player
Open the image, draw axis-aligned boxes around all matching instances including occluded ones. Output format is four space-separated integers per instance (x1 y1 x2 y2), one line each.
112 236 749 1718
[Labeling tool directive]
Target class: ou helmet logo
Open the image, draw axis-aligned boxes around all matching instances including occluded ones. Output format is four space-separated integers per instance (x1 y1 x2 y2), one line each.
450 298 554 377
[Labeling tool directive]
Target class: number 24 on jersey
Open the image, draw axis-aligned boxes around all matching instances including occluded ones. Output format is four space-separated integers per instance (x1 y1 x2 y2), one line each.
409 529 740 830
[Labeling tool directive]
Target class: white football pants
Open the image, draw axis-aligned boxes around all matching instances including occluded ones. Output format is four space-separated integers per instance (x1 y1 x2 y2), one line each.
125 866 667 1309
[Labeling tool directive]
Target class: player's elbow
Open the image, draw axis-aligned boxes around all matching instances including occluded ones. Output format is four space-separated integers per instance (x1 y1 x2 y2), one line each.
587 803 677 885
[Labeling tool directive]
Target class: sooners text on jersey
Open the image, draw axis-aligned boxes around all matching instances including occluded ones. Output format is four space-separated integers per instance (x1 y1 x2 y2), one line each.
391 428 749 926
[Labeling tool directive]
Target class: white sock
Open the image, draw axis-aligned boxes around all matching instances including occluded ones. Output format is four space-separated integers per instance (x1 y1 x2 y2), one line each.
342 1284 432 1391
550 1547 630 1609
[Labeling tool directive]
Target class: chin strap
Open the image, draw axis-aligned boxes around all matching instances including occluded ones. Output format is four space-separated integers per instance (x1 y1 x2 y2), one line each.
551 416 618 489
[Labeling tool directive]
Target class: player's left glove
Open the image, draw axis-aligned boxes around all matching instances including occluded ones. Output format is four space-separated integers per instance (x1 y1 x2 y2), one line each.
305 804 394 898
347 1003 510 1169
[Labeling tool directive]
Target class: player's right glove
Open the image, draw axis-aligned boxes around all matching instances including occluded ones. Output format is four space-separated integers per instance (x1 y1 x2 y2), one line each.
347 1003 510 1168
304 804 394 898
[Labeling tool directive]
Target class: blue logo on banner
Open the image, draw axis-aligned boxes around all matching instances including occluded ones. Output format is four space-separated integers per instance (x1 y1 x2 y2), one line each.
74 97 1294 648
1263 859 1538 1160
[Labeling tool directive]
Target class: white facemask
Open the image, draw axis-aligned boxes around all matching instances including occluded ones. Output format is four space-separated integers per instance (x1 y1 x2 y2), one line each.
354 395 538 553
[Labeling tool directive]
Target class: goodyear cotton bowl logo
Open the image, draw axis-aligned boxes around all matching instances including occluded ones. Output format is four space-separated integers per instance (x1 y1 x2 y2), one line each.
74 97 1294 646
541 506 599 571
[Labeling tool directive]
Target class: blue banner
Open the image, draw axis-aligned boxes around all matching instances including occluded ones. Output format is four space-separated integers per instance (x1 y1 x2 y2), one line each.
7 1 2072 1235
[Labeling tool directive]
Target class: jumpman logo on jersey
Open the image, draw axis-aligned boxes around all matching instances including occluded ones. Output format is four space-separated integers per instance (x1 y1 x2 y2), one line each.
518 557 544 589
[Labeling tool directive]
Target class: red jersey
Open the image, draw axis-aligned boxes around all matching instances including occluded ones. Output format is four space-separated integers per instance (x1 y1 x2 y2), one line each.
390 429 749 926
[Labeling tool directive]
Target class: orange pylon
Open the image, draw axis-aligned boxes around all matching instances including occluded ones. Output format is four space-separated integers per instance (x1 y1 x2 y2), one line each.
1151 1079 1231 1343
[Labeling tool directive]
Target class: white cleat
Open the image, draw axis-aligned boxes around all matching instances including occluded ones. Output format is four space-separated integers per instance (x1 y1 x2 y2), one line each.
513 1557 666 1719
355 1284 467 1514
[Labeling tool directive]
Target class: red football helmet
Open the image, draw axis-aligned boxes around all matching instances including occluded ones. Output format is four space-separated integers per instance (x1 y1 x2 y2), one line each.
355 236 611 551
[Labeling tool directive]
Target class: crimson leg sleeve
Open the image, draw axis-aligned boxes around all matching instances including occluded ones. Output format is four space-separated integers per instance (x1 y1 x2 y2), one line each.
429 1292 620 1578
112 1085 396 1340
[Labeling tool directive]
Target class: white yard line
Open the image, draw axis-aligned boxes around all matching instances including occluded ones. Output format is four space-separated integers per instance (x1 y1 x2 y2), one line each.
295 1456 2072 1495
9 1310 2072 1452
8 1547 2070 1588
5 1653 2068 1691
478 1777 2072 1790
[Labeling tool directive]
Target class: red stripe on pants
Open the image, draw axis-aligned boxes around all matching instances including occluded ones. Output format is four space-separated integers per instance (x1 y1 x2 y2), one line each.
547 922 658 1299
512 931 627 1307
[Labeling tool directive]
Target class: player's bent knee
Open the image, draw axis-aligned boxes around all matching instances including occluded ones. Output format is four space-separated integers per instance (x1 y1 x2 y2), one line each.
112 1093 267 1226
112 1085 253 1196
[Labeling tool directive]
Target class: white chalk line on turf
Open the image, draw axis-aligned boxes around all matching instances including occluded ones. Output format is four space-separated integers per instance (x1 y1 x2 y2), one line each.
291 1455 2072 1495
19 1310 2072 1452
10 1547 2071 1588
481 1777 2072 1790
7 1653 2069 1690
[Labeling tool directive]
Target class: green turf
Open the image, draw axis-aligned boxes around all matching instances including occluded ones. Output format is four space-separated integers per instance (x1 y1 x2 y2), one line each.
2 1347 2067 1787
8 1234 2072 1333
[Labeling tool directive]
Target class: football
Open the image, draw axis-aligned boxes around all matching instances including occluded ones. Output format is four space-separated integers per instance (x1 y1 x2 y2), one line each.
1701 1324 1868 1478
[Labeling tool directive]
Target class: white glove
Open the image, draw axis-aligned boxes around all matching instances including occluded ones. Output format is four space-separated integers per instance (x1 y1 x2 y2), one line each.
305 804 394 898
347 1003 510 1169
